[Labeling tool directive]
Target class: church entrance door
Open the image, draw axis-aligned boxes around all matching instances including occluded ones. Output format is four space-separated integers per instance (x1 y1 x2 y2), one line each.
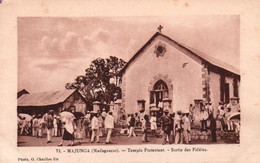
150 80 169 117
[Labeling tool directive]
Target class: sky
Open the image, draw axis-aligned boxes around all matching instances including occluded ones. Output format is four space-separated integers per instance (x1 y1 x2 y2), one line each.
18 16 240 93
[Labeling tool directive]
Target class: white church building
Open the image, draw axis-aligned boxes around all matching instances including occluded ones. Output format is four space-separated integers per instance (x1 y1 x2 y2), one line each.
120 32 240 115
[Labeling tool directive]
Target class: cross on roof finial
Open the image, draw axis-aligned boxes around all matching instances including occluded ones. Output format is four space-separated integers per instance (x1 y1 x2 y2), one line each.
158 25 163 33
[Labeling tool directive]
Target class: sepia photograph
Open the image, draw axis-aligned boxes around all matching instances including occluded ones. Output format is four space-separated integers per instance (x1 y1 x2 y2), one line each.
17 16 241 147
2 0 260 162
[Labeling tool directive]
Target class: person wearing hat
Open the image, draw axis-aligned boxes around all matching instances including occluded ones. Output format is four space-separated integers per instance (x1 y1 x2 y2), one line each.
46 110 54 143
174 111 183 144
105 111 114 144
160 109 172 145
57 113 76 146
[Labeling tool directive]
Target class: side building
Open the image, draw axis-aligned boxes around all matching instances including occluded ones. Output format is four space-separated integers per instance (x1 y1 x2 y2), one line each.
17 89 87 116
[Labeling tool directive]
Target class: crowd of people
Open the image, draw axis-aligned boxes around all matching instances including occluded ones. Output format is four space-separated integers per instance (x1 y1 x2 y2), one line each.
18 98 240 146
123 109 194 145
122 99 240 144
18 108 116 146
18 111 63 139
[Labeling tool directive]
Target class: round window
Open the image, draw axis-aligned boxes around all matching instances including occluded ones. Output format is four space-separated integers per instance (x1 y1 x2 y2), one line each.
157 46 164 53
154 43 166 57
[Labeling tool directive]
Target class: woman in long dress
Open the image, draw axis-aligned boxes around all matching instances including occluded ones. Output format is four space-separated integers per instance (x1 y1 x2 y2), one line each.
58 117 75 146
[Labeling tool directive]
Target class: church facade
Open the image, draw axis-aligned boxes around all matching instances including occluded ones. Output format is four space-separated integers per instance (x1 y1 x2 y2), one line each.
120 32 240 115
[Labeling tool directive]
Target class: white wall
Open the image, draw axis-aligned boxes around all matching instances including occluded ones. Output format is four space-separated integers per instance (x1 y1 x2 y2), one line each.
123 35 204 114
209 71 220 109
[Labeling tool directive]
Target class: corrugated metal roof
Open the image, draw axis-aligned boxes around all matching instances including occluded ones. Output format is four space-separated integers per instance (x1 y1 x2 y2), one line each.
18 89 76 106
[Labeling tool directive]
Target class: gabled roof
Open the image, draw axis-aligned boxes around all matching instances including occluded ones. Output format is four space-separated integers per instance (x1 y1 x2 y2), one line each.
18 89 29 93
18 89 77 107
120 32 240 76
17 89 29 98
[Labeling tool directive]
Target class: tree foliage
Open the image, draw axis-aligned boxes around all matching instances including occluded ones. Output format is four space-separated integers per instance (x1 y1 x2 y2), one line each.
65 56 127 105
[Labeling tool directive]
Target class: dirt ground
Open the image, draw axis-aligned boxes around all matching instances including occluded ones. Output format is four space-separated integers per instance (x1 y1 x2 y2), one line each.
17 132 233 147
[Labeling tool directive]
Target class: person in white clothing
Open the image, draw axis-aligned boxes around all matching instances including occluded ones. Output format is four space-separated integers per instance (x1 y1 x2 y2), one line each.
58 115 76 146
150 112 157 135
32 115 39 137
53 115 58 137
105 111 114 144
225 107 233 131
37 115 44 138
91 113 100 143
183 112 191 144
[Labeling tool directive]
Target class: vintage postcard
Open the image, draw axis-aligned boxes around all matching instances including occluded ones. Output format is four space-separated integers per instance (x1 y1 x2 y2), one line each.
1 0 260 162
